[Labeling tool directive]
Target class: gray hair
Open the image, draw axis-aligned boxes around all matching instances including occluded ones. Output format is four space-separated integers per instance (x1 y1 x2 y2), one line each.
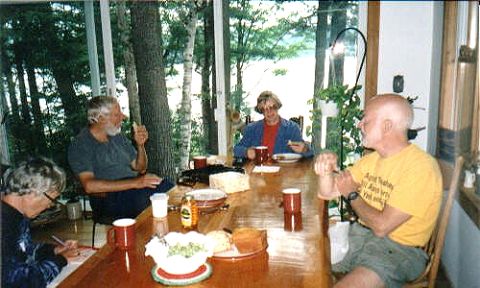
87 96 118 124
4 157 66 197
254 91 283 114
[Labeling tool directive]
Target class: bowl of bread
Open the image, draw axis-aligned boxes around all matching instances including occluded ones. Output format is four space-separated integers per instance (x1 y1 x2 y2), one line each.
207 227 268 260
145 231 215 275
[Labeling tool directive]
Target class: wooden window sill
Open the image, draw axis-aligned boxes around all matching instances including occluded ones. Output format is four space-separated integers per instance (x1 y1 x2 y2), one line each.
459 187 480 228
438 159 480 229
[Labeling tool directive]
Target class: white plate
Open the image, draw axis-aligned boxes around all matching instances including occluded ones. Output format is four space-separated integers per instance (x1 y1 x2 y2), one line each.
272 153 302 163
186 188 227 201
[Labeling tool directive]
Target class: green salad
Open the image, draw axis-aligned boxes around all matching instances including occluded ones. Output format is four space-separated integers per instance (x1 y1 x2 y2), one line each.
167 242 206 258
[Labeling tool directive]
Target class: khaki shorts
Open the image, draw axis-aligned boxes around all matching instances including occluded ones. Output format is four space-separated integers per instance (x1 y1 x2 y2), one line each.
332 223 428 288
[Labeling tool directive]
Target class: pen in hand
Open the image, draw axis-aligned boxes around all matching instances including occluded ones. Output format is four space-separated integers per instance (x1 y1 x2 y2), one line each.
51 235 66 247
52 235 81 257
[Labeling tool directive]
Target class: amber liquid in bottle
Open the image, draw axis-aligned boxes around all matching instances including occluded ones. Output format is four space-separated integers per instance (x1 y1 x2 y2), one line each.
181 195 198 230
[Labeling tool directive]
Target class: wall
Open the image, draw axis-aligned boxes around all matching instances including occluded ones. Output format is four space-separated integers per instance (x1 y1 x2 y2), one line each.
442 201 480 288
377 3 480 287
376 2 443 154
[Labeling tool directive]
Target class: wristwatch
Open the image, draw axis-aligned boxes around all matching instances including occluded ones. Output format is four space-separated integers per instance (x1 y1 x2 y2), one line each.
347 191 359 201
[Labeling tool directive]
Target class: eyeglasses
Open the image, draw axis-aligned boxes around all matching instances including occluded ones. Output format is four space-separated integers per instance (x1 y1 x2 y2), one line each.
43 192 61 206
262 105 278 113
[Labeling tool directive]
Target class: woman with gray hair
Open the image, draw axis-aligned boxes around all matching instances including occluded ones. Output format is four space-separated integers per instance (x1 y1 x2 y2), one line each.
234 90 313 160
2 157 80 288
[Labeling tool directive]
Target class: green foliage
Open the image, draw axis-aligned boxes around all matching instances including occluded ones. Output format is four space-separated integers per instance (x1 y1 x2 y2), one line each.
308 84 363 167
170 109 207 169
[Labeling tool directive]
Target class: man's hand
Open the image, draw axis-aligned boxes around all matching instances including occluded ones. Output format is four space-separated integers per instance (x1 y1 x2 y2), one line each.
314 152 341 199
133 122 148 147
135 173 162 189
246 147 256 160
314 152 338 176
335 170 360 196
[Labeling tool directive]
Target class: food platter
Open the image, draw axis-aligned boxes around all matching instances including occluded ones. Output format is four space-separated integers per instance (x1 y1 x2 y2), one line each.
272 153 302 164
212 244 267 261
186 189 227 211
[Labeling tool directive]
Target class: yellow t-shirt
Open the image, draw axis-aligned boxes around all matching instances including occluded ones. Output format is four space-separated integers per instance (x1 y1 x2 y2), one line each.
348 144 442 247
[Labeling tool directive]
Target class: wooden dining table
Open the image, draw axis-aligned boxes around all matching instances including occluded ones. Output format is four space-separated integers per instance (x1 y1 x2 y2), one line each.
58 158 332 288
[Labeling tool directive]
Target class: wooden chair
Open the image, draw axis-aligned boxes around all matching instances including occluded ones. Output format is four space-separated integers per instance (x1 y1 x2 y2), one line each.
404 156 464 288
289 115 304 132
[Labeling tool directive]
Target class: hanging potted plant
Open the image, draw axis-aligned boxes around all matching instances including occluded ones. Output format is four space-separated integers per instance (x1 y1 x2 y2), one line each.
307 84 363 166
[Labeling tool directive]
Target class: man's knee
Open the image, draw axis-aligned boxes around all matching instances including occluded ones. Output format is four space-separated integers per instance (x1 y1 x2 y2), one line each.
334 266 385 288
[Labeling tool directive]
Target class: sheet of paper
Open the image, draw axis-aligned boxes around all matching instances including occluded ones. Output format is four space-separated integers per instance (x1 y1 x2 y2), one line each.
252 166 280 173
47 247 96 287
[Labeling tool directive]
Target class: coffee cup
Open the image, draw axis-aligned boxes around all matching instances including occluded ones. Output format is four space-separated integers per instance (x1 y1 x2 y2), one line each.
108 218 136 250
282 188 301 213
254 146 269 165
284 212 303 232
191 156 207 169
150 193 169 218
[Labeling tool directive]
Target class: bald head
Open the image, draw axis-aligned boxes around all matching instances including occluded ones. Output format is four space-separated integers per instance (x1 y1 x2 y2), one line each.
368 94 413 133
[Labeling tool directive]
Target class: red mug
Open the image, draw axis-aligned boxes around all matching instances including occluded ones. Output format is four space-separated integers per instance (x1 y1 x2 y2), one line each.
254 146 269 165
108 218 136 250
284 212 303 232
282 188 301 214
191 156 207 169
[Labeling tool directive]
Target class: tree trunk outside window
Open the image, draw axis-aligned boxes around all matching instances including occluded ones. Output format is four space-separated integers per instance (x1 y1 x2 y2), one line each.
130 1 176 181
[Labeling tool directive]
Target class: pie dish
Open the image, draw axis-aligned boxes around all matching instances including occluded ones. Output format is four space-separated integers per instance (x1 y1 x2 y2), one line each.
186 189 228 210
272 153 302 163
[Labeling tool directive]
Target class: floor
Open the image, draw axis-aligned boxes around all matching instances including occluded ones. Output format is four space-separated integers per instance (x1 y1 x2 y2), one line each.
31 213 453 288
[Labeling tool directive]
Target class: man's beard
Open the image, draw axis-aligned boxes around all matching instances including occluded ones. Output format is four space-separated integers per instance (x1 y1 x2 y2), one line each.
105 123 121 136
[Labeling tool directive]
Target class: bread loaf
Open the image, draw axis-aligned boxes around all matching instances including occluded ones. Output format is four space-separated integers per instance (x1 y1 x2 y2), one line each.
206 230 232 253
209 172 250 194
232 227 267 254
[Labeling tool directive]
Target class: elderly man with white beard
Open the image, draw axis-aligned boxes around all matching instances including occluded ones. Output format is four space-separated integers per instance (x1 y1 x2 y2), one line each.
68 96 173 220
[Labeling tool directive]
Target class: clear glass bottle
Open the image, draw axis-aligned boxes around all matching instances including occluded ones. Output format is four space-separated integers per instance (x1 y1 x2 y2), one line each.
180 195 198 229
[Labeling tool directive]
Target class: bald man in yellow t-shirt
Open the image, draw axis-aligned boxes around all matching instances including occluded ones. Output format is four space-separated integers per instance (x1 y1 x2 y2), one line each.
315 94 442 288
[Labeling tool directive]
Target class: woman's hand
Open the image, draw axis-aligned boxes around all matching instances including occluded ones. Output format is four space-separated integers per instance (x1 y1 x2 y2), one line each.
54 240 80 262
246 147 256 160
288 141 307 153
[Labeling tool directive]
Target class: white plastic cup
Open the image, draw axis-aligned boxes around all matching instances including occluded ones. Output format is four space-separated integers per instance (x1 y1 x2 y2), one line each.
150 193 169 218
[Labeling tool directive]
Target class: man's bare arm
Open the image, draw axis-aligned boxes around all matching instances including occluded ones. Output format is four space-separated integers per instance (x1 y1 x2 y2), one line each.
349 200 411 237
78 172 160 194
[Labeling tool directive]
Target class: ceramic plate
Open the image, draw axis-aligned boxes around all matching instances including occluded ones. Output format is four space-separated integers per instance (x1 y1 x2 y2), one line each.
151 263 212 286
272 153 302 163
186 189 227 210
212 244 267 261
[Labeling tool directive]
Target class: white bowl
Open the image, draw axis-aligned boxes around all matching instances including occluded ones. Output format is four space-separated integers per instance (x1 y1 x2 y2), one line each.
145 231 214 275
